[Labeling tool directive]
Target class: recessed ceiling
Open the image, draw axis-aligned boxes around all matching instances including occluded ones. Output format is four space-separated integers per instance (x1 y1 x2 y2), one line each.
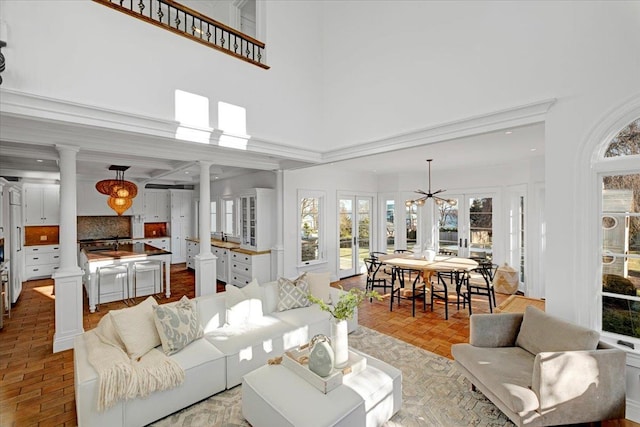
323 122 544 174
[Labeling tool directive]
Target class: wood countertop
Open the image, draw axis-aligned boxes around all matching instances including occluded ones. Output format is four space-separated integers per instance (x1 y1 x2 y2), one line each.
83 243 171 262
184 237 270 255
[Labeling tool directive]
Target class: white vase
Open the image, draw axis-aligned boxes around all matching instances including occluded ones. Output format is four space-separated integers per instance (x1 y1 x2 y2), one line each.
424 249 436 262
331 319 349 368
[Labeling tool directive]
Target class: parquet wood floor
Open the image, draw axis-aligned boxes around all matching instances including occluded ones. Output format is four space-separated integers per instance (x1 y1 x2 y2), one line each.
1 264 637 426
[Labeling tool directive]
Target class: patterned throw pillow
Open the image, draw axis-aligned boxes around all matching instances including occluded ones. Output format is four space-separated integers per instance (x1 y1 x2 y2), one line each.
153 296 204 355
277 273 310 311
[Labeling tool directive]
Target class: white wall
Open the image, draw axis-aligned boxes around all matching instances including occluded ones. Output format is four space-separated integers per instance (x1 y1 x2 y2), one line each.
320 2 640 151
0 0 324 150
283 167 378 280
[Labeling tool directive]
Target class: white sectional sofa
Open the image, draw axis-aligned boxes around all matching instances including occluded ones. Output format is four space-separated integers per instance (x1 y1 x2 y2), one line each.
74 277 357 427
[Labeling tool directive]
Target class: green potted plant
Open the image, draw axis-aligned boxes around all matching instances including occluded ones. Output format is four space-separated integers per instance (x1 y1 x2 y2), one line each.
308 287 381 368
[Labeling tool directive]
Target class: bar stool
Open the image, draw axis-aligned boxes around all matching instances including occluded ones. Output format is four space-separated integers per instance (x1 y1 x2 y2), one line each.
132 260 163 300
96 264 130 311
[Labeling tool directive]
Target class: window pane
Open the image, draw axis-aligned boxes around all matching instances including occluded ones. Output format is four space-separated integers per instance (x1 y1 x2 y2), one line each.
604 118 640 157
224 200 234 235
602 169 640 338
210 201 217 233
386 200 395 253
301 196 321 263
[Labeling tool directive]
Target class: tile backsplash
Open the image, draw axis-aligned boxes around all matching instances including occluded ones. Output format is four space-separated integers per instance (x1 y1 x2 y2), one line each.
144 222 168 238
77 216 132 240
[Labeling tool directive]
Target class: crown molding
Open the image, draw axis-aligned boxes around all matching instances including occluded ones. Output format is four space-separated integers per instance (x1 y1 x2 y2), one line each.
0 88 321 165
321 99 556 163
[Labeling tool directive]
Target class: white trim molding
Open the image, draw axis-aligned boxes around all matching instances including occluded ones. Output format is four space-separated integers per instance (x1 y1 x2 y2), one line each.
322 99 556 163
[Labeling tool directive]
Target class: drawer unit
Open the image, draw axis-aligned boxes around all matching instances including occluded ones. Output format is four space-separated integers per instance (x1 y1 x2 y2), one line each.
25 245 60 280
212 246 229 283
228 250 271 288
144 238 170 251
186 240 199 270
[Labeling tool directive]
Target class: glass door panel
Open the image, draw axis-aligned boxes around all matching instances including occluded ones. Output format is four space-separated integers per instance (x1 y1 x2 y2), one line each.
339 196 372 278
339 199 354 273
468 197 493 260
437 198 459 256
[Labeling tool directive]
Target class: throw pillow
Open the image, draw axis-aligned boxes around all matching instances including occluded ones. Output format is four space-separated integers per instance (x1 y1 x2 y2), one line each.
516 306 600 355
225 279 264 326
110 296 161 360
94 312 126 350
277 273 310 311
306 271 332 304
153 296 204 355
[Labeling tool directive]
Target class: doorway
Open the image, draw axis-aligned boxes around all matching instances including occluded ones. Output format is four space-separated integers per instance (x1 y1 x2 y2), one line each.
338 196 373 278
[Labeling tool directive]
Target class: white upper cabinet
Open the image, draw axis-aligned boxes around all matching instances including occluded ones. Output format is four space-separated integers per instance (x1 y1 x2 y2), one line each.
76 179 142 216
239 188 274 252
144 190 170 223
24 185 59 225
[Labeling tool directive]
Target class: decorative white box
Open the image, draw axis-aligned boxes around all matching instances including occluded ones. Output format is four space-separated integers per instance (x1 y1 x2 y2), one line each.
282 345 367 394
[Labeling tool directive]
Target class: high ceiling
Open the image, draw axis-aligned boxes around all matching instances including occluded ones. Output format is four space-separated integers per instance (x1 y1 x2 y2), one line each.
0 121 544 185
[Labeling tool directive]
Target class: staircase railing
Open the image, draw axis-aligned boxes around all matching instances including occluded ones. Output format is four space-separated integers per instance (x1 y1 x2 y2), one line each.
93 0 269 69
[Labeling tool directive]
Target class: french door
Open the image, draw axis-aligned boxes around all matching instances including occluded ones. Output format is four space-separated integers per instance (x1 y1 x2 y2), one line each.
437 193 494 260
338 196 372 278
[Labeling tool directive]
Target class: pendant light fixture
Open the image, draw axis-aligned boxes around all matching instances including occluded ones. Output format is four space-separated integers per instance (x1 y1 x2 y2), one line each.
405 159 457 207
96 165 138 215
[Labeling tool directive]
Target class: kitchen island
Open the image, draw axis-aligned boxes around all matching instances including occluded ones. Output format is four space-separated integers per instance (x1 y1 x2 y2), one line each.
80 242 171 313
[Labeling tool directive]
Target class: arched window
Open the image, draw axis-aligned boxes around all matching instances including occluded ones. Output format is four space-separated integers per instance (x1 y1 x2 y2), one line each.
600 119 640 343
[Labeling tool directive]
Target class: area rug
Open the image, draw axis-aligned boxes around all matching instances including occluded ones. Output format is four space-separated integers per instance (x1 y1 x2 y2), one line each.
151 326 514 426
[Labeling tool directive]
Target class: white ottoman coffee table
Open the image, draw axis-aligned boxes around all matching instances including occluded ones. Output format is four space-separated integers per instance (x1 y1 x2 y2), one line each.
242 349 402 427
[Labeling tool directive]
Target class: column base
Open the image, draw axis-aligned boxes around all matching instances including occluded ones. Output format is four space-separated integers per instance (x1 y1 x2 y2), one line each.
52 270 84 353
195 253 217 296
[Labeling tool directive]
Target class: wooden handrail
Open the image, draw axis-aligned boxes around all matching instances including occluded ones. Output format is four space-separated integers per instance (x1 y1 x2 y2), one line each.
93 0 269 69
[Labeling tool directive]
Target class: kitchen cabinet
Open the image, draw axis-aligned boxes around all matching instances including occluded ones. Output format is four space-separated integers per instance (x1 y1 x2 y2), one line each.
76 179 141 216
228 250 270 287
239 188 275 252
212 245 229 283
186 240 199 270
143 238 170 251
24 186 59 225
170 190 193 264
24 244 60 280
144 190 169 222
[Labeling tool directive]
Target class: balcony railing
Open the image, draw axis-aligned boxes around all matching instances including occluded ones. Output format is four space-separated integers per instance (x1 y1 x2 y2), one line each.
93 0 269 69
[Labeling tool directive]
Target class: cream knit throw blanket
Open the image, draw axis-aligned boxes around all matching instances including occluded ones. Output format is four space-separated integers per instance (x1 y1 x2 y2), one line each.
85 330 185 411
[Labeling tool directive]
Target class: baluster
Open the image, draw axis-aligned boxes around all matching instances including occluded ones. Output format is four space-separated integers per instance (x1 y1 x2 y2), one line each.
206 23 212 42
157 2 164 22
138 0 144 14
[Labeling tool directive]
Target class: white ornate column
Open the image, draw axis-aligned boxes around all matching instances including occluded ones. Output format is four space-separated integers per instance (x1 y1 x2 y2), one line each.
53 144 84 353
195 161 217 295
272 169 284 280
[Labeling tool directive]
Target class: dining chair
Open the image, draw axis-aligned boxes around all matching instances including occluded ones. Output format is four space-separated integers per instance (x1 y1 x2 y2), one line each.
389 267 426 317
369 251 387 260
430 271 457 320
458 262 498 314
364 257 392 297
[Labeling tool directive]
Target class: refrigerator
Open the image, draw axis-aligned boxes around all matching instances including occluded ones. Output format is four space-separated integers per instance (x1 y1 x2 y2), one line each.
9 189 23 304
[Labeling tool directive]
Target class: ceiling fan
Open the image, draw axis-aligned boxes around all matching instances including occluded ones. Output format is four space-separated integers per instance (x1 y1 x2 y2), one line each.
405 159 457 207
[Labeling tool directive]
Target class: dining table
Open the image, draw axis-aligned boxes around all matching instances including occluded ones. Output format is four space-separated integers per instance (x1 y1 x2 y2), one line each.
377 253 479 317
